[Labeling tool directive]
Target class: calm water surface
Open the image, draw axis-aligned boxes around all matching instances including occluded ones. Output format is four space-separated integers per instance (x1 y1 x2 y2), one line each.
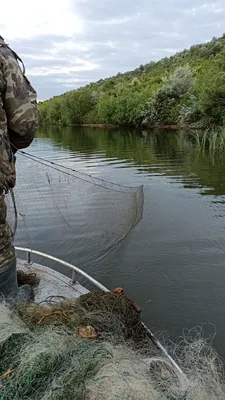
13 126 225 359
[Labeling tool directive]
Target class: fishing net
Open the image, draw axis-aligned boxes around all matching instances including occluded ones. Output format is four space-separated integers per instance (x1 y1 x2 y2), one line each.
0 302 225 400
5 141 144 270
16 291 148 344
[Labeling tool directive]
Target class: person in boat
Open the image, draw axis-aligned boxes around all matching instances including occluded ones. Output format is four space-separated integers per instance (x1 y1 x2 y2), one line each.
0 36 39 300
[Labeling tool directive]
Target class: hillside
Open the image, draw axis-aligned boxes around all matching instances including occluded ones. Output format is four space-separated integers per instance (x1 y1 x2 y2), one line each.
39 34 225 129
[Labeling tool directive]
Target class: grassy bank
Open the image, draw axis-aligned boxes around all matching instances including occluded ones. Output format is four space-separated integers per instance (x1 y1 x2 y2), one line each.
39 34 225 129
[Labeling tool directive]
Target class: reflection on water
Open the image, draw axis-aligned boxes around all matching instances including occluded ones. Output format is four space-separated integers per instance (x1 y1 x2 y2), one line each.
37 125 225 197
13 126 225 360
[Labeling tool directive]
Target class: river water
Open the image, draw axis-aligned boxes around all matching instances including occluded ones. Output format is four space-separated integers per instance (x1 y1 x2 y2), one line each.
12 126 225 359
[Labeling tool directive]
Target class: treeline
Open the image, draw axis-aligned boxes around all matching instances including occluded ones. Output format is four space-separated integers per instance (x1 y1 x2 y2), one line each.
39 34 225 129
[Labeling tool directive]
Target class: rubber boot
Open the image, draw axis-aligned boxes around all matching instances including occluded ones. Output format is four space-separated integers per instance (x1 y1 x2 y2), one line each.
0 260 34 305
0 260 18 297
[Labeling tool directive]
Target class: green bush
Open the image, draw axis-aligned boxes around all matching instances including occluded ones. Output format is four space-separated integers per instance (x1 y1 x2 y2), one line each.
38 34 225 129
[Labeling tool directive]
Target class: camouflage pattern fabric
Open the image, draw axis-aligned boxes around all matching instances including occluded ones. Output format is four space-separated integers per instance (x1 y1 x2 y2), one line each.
0 194 15 268
0 37 39 268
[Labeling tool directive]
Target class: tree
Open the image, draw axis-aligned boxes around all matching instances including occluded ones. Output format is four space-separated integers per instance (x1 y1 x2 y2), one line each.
38 34 225 129
142 66 195 125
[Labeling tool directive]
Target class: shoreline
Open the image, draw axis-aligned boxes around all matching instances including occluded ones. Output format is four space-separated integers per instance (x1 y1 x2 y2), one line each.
52 123 182 130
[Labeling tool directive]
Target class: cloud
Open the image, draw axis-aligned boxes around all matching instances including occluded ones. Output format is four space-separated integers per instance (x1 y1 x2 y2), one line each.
27 59 100 77
1 0 83 39
1 0 225 100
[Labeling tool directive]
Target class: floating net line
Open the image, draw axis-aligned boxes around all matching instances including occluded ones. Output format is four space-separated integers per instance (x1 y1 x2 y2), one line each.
5 143 144 269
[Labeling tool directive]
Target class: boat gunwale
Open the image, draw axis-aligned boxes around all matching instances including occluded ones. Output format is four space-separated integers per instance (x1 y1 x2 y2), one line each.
15 246 110 293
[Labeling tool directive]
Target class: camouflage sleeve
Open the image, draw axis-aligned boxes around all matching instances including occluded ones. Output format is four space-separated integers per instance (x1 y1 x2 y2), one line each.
1 46 39 150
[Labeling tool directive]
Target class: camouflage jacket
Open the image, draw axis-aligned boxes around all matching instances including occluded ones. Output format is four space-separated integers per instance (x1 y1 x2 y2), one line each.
0 38 39 193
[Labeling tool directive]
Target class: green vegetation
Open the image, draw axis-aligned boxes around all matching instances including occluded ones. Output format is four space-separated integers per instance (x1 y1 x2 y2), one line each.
39 34 225 129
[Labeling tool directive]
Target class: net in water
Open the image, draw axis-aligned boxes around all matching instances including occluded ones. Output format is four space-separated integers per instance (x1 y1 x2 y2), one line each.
6 145 144 269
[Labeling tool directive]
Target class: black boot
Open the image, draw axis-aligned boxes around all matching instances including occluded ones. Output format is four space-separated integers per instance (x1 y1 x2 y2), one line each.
0 260 18 297
0 260 34 305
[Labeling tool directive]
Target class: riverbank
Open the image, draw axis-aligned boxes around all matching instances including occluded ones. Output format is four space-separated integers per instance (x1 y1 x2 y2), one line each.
39 35 225 130
66 123 181 130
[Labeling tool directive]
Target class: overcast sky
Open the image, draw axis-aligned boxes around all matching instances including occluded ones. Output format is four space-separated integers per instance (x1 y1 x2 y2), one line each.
1 0 224 101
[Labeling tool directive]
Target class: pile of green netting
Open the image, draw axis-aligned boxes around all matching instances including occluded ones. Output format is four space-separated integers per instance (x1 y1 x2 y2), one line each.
0 292 225 400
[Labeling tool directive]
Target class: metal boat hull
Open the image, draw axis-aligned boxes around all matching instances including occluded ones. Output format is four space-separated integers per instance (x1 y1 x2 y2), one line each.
17 258 89 303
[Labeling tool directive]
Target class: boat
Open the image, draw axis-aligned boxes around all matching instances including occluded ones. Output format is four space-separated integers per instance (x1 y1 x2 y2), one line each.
15 246 186 383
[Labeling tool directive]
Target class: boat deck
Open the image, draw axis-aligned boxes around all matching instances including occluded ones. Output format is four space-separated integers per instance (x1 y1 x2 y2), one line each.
17 258 89 303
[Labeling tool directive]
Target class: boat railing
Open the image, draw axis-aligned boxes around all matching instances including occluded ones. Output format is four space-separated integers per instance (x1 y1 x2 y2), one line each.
15 246 110 293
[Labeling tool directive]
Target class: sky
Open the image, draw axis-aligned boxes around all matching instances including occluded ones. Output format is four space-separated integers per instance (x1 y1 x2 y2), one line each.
1 0 224 101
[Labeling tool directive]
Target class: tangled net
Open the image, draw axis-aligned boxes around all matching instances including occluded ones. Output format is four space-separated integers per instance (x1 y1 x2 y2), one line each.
0 300 225 400
17 270 40 287
17 292 147 344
